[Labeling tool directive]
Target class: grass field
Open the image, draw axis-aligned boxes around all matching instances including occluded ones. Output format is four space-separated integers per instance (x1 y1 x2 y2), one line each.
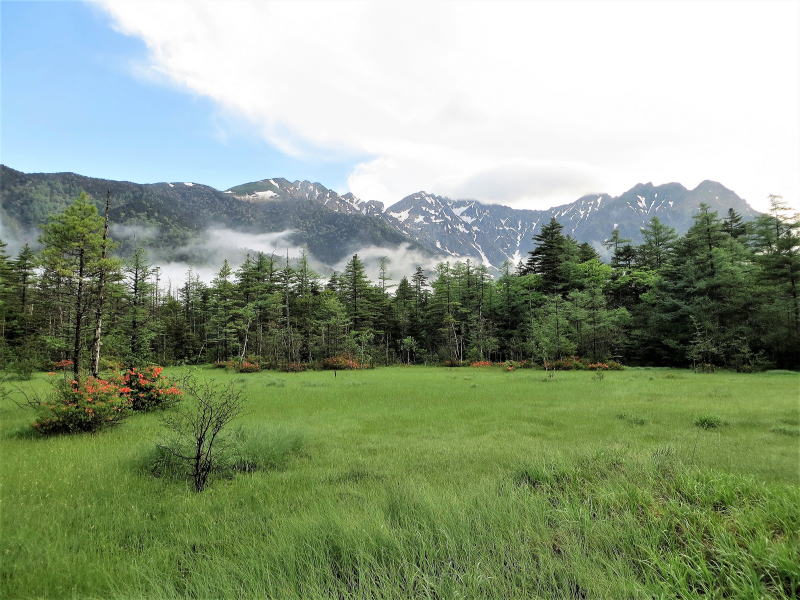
1 367 799 599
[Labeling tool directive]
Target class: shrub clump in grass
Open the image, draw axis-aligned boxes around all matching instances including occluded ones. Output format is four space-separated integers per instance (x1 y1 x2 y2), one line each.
544 357 623 371
694 415 723 430
154 378 243 492
230 427 305 472
32 376 131 435
320 355 367 370
770 426 799 437
117 366 182 411
237 361 261 373
143 424 304 481
616 413 647 426
281 362 309 372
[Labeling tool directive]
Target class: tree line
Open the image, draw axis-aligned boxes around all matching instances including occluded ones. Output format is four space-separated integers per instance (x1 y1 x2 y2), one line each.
1 192 798 375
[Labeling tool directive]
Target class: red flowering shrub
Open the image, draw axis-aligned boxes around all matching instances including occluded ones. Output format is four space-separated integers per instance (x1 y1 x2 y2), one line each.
118 366 182 411
470 361 493 367
320 356 365 370
53 359 74 370
33 377 131 435
545 357 624 371
281 362 309 372
587 362 610 370
238 361 261 373
545 357 587 371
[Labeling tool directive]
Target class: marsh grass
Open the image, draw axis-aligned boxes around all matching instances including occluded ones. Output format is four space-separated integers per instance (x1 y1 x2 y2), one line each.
1 367 798 598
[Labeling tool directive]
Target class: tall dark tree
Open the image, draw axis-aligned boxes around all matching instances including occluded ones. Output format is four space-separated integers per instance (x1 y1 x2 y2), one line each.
39 193 107 382
524 218 571 294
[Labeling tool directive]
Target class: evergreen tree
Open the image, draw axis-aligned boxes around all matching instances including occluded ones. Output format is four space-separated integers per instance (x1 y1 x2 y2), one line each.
124 248 155 366
39 193 108 381
638 217 677 270
524 218 571 294
340 254 374 330
722 208 749 240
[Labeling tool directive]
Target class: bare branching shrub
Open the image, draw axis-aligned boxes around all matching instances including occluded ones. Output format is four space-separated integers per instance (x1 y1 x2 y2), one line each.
157 378 243 492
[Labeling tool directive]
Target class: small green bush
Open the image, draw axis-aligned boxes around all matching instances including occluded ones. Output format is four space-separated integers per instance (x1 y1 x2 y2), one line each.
440 360 466 367
140 445 188 480
230 427 305 472
770 426 799 437
695 415 723 430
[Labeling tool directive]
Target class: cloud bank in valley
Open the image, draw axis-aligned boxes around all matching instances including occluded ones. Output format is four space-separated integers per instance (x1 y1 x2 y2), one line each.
95 0 799 211
110 224 439 287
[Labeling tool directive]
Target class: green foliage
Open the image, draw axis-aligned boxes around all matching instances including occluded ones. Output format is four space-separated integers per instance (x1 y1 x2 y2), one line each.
695 415 723 429
2 192 799 372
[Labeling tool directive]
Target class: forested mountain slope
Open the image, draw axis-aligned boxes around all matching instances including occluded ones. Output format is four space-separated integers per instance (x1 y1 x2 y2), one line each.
0 165 424 264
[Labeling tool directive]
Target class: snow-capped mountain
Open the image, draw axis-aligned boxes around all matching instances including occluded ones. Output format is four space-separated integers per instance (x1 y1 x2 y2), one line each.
227 176 760 268
382 181 760 267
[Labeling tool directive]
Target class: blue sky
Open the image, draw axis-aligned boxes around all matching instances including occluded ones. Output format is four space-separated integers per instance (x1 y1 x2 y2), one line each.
0 1 354 191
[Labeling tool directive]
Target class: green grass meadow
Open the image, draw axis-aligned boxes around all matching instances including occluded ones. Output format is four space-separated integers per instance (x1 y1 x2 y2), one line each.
2 367 799 599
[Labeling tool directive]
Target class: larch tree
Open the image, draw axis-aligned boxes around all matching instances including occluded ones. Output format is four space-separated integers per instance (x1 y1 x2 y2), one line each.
39 193 108 382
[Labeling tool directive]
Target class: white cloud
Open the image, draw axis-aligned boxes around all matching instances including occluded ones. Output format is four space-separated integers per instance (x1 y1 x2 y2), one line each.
95 0 799 211
331 243 444 282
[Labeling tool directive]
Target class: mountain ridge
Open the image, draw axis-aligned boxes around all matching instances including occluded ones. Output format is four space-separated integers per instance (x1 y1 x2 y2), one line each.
1 164 760 270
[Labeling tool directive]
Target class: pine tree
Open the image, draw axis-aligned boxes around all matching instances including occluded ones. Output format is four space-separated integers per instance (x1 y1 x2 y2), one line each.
577 242 599 263
751 196 800 365
125 248 155 366
39 193 108 382
722 208 749 240
638 217 677 270
524 218 571 294
341 254 374 330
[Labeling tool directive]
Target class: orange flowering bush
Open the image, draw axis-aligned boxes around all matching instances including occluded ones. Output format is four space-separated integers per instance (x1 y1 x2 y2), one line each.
53 359 74 370
282 362 309 372
470 361 493 367
33 377 131 435
587 362 610 370
238 361 261 373
544 357 624 371
320 356 365 370
118 366 182 411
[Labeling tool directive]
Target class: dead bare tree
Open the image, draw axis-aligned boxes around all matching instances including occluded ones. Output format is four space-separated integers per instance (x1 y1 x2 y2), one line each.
158 378 243 492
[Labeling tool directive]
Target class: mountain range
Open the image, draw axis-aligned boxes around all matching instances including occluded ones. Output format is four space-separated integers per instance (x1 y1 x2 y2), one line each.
1 165 760 270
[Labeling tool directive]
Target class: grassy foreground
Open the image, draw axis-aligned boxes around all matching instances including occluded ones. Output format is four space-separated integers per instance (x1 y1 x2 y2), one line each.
1 367 799 599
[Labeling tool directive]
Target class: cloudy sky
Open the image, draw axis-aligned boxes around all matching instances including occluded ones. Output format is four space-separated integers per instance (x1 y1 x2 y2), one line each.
2 1 798 211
